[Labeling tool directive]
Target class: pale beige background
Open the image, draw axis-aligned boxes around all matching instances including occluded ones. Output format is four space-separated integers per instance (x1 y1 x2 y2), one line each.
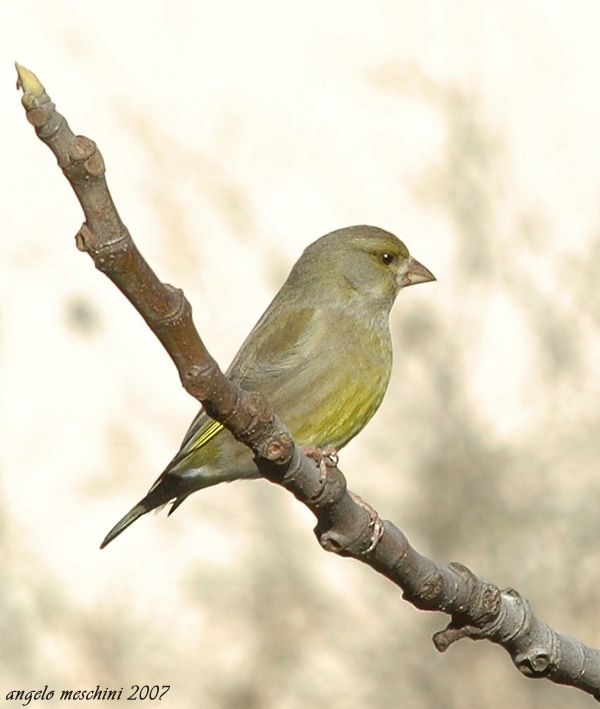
3 1 600 707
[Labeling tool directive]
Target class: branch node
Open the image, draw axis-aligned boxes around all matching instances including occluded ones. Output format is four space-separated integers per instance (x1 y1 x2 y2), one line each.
69 135 96 161
319 530 345 553
515 648 552 676
183 362 220 400
75 223 94 252
310 465 346 508
347 490 385 554
245 391 264 417
155 285 187 327
25 102 55 129
420 571 445 602
63 137 105 181
75 224 131 259
433 623 479 652
263 432 293 462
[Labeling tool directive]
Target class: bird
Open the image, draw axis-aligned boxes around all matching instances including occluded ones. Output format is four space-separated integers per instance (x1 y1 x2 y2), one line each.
100 225 435 548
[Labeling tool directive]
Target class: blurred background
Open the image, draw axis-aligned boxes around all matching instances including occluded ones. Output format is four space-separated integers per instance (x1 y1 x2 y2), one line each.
3 0 600 706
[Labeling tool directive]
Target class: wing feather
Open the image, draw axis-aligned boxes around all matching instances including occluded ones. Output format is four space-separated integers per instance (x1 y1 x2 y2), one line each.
173 306 318 463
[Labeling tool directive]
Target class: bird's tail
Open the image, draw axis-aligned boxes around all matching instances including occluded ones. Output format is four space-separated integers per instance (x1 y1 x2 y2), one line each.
100 502 150 549
100 459 254 548
100 471 190 549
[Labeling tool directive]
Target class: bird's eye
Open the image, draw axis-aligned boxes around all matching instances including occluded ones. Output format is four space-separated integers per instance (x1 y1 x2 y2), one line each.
380 252 395 266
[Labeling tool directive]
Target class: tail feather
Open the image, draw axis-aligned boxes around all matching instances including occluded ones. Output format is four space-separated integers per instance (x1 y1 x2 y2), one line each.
167 493 190 516
100 502 150 549
100 471 189 549
100 465 251 548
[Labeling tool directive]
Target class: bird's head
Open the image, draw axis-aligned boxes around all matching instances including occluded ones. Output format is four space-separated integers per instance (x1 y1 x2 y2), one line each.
289 225 435 312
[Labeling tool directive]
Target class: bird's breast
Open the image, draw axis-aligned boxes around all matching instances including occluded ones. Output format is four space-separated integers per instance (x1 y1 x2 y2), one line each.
280 322 393 450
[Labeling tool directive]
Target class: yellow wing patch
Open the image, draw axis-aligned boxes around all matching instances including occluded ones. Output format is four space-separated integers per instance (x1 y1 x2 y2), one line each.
188 418 224 452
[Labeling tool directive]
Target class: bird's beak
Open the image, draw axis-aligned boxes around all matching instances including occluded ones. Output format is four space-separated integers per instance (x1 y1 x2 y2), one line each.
398 256 436 288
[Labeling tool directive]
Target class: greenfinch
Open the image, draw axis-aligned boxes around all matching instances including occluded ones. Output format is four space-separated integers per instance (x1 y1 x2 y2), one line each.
100 225 434 548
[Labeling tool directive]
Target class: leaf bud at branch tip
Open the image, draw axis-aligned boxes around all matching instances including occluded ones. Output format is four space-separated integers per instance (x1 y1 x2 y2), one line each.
15 62 45 97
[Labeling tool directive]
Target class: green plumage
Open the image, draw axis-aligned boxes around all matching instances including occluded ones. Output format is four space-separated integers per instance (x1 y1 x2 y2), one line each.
100 225 434 548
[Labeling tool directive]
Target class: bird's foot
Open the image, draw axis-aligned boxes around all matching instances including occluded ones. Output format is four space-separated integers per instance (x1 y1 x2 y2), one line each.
348 490 384 554
301 446 339 483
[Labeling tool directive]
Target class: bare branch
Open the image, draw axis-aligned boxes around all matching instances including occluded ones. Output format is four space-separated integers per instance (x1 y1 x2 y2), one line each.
16 63 600 701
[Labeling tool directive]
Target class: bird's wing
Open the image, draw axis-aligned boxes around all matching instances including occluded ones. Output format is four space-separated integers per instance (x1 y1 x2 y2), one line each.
178 416 223 455
174 306 319 460
227 305 318 384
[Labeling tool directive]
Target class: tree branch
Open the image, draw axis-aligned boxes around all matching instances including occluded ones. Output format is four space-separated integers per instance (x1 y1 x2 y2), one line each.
16 63 600 701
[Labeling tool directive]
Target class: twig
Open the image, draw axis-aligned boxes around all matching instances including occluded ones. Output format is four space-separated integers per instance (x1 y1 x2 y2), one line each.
16 63 600 701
